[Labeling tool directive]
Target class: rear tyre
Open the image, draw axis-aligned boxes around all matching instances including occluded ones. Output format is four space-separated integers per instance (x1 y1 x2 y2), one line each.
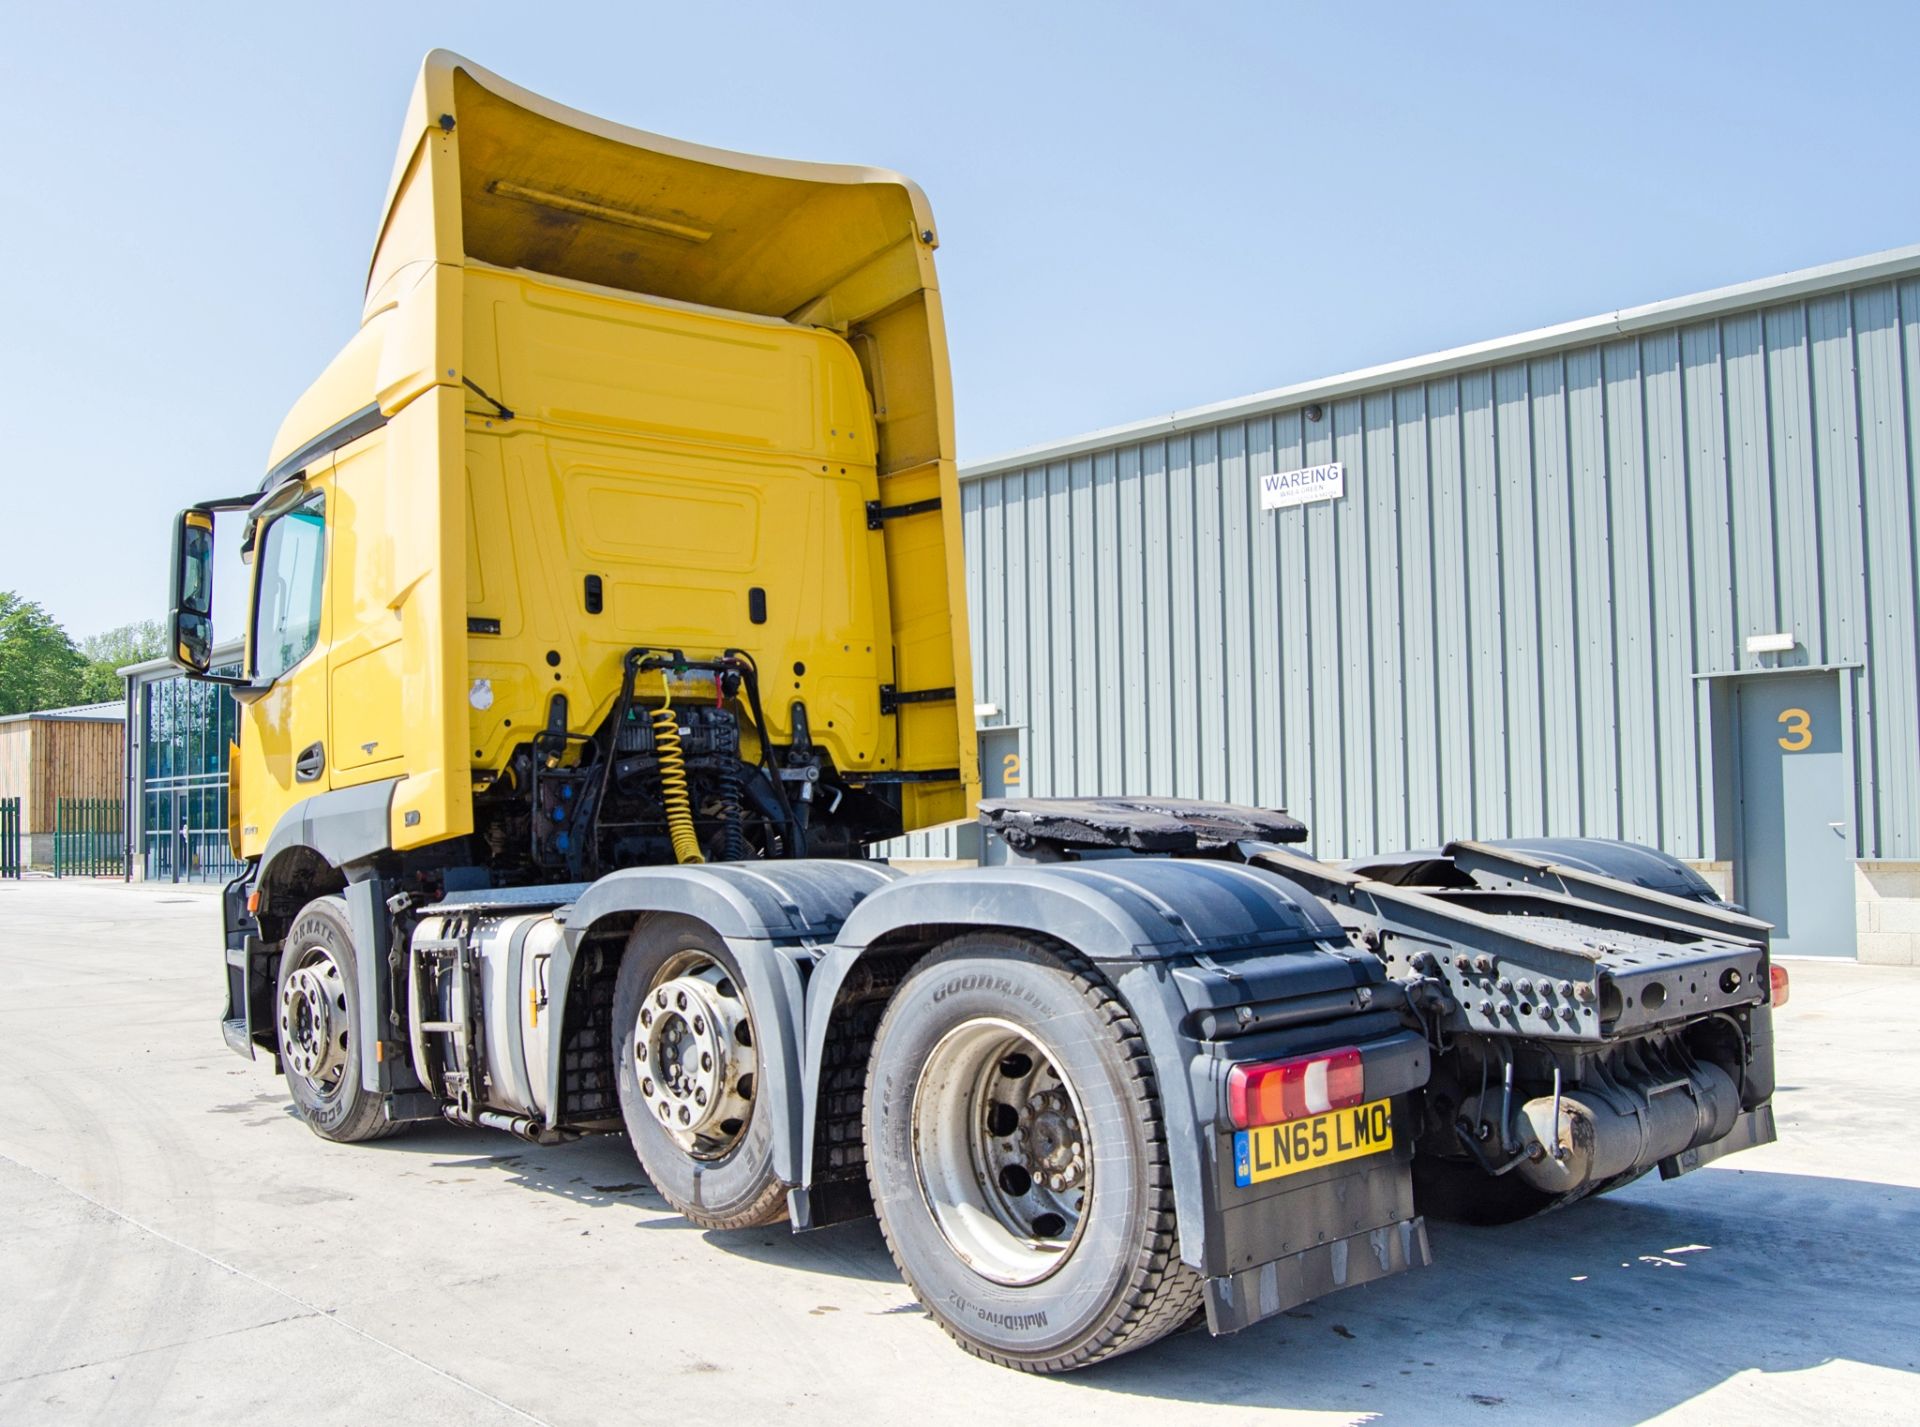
612 916 788 1230
276 895 405 1143
864 934 1202 1372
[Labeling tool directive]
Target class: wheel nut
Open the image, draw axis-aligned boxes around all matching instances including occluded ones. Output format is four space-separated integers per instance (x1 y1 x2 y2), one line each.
641 1008 653 1027
656 990 668 1008
701 1052 713 1072
696 1088 708 1106
676 991 688 1010
642 1078 655 1096
1050 1174 1064 1191
678 1106 691 1124
693 1015 705 1035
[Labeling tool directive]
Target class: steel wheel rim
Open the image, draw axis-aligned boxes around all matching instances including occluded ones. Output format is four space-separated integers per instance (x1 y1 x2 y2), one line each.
636 950 757 1160
279 942 350 1098
911 1016 1092 1286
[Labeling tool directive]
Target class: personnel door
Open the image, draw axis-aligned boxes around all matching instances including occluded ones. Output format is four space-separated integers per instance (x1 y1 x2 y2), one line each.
1734 672 1856 957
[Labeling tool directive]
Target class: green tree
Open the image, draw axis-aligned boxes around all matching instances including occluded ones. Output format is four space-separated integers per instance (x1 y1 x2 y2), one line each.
77 619 167 703
0 592 86 715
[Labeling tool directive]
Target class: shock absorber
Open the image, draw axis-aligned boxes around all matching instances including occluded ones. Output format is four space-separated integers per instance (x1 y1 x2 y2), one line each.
715 761 749 862
652 698 705 865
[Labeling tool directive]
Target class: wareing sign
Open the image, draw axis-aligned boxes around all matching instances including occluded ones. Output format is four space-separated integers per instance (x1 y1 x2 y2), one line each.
1259 461 1344 512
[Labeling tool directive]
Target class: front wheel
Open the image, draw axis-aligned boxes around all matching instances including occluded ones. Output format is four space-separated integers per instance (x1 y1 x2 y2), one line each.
864 934 1201 1372
276 895 405 1143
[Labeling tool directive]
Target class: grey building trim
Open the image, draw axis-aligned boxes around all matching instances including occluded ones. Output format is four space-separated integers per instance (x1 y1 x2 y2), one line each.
120 639 244 681
962 244 1920 481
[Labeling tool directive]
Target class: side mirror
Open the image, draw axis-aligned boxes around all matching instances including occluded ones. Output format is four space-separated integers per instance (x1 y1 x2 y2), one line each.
168 509 217 674
166 496 256 686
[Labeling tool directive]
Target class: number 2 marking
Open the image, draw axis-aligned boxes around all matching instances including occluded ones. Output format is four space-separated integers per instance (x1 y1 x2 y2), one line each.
1777 708 1812 751
1003 753 1022 786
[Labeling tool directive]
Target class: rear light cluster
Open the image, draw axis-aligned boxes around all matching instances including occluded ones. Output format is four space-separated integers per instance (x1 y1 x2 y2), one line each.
1770 962 1791 1008
1227 1047 1364 1130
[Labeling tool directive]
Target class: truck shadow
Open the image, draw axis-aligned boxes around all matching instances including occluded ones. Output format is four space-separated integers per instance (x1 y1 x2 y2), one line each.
360 1122 1919 1417
363 1118 909 1281
1069 1166 1920 1419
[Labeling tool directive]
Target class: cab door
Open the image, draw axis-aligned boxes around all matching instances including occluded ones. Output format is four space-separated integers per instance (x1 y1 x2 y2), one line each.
235 472 333 854
326 431 408 782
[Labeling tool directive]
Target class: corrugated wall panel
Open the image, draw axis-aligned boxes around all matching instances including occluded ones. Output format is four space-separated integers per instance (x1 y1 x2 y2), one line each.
1859 282 1919 857
886 265 1920 868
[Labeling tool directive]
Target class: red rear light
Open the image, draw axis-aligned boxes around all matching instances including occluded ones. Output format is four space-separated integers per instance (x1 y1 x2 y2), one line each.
1227 1048 1364 1129
1770 962 1790 1008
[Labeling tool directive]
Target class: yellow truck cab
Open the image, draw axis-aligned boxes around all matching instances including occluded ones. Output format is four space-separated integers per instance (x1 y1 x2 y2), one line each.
166 53 1782 1374
180 51 976 884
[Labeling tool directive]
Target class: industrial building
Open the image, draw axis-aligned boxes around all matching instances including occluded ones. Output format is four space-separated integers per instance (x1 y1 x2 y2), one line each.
116 247 1920 959
900 245 1920 964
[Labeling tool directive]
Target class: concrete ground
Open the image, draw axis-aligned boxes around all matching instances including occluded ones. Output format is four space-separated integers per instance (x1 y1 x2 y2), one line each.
1 880 1915 1426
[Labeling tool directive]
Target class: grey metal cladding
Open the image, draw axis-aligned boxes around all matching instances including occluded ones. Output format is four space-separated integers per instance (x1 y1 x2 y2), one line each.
562 859 904 949
833 857 1348 960
923 249 1920 864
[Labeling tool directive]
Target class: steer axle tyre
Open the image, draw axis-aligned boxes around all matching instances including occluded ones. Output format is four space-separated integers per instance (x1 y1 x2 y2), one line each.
864 933 1203 1372
276 895 405 1143
613 916 788 1230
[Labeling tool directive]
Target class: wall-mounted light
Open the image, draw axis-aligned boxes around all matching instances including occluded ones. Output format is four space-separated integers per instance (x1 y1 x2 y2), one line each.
1303 403 1324 423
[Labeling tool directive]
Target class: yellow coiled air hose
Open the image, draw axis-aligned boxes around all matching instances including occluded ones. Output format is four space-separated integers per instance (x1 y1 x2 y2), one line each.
653 699 705 864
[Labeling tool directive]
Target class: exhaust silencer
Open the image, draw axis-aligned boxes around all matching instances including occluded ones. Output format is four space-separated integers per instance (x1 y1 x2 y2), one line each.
1510 1060 1740 1197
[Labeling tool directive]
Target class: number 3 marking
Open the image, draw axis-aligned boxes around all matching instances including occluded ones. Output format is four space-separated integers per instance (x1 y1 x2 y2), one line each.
1777 708 1812 751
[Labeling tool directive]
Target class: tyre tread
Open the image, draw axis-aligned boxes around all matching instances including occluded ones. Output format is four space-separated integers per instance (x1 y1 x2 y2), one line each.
865 933 1202 1373
281 897 407 1144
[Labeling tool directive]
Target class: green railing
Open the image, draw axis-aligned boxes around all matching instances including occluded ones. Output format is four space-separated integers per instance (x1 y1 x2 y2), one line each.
53 798 125 878
0 798 19 879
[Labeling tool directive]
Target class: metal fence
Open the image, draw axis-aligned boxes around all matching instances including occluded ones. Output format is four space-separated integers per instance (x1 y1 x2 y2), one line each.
53 798 125 878
146 826 244 884
1 798 19 879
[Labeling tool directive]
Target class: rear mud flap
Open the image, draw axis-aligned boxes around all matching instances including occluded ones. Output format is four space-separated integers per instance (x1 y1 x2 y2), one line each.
1204 1216 1431 1336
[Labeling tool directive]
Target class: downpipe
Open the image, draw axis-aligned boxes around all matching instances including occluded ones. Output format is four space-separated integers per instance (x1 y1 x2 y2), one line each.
1505 1059 1740 1197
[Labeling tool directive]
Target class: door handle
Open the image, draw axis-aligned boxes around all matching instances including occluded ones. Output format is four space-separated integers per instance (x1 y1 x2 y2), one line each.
295 742 326 783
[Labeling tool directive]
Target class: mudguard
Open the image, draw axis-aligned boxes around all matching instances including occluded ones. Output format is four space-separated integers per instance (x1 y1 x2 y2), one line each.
1351 835 1724 906
802 858 1364 1268
1484 837 1722 901
553 860 903 1179
242 783 401 1083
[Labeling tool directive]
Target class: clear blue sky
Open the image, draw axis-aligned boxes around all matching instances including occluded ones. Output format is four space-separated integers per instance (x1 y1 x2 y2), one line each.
3 2 1916 638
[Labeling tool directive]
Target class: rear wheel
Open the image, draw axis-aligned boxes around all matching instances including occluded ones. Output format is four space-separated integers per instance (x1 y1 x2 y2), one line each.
864 934 1201 1372
612 916 787 1229
276 895 404 1143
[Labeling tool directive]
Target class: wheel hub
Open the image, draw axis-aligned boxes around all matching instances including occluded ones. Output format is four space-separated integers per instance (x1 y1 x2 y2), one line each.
912 1018 1093 1286
279 952 348 1087
637 963 755 1155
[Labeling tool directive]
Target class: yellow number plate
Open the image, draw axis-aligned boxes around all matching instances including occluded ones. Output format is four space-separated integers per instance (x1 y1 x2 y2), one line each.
1233 1099 1394 1186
